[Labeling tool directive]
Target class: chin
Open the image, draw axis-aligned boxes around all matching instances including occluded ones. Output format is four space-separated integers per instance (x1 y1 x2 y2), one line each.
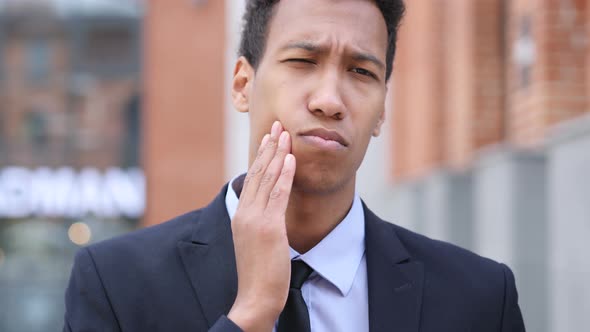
292 164 353 196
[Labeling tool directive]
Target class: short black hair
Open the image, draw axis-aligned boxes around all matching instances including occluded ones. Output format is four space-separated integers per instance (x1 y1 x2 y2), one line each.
238 0 405 81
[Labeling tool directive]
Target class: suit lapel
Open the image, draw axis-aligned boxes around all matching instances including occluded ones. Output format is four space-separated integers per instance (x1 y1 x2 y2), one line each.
364 203 424 332
177 184 238 328
175 186 425 330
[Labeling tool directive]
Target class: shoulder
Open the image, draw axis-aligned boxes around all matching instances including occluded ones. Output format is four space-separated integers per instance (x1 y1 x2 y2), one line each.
386 221 524 329
387 221 520 326
395 222 508 275
363 212 524 329
372 216 513 293
79 209 203 269
393 221 513 298
392 223 502 271
365 203 506 276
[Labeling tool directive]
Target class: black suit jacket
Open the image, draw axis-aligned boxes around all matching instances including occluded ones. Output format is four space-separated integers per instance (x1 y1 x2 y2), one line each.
64 183 525 331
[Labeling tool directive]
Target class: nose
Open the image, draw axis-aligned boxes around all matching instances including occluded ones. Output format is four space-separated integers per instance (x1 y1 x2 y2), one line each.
307 71 346 120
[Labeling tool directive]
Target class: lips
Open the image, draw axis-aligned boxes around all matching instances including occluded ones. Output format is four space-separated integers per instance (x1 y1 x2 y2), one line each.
299 128 349 147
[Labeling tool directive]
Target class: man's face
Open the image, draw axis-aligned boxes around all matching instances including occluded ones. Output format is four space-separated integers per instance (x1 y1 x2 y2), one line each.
234 0 388 194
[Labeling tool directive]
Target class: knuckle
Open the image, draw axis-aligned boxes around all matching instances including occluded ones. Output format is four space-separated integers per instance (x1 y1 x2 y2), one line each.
233 211 257 230
258 221 280 240
280 164 293 176
260 171 276 186
261 209 272 219
258 223 273 237
256 145 266 158
231 212 245 225
269 186 284 200
256 139 276 158
262 208 278 220
266 139 277 150
242 175 251 187
247 163 263 177
277 143 289 154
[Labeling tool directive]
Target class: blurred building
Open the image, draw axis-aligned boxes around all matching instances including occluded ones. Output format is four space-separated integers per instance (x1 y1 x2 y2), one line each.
391 1 590 332
0 1 141 168
0 1 142 331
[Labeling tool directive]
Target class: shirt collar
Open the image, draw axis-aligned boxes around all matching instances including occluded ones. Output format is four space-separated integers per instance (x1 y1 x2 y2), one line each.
224 175 365 297
224 174 241 223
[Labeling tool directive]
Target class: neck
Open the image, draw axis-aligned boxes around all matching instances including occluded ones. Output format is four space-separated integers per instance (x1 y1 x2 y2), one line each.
285 177 356 254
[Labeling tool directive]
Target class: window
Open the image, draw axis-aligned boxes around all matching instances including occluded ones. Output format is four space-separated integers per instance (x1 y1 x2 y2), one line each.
70 18 140 78
25 109 49 153
25 39 52 84
0 30 5 81
513 16 535 89
122 94 141 167
85 26 133 65
0 109 4 161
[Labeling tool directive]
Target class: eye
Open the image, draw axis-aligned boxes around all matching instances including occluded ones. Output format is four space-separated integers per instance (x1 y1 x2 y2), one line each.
351 67 377 80
284 58 316 65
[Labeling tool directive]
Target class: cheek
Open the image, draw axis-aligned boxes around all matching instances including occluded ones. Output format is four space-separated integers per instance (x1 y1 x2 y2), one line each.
249 80 280 129
254 79 304 129
347 103 385 159
349 96 385 130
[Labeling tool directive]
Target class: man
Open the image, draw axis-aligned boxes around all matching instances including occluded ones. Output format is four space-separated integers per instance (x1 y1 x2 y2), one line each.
64 0 526 331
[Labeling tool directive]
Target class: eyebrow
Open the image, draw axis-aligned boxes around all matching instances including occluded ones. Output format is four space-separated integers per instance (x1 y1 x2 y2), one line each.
351 52 385 70
280 41 385 70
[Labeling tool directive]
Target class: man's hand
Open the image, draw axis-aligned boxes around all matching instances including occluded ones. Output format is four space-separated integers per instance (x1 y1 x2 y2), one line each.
228 121 296 332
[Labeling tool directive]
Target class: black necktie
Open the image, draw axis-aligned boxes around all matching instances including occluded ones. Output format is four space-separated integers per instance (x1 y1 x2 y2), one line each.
277 260 314 332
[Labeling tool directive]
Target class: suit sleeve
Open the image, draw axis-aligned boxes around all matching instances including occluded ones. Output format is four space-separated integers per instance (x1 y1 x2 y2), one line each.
500 264 526 332
63 247 121 332
208 316 244 332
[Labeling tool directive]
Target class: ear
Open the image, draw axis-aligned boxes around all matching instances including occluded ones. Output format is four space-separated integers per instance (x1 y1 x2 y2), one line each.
372 110 385 137
232 56 255 113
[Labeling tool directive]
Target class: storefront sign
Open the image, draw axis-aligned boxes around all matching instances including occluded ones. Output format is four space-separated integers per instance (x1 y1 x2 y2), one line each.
0 167 145 219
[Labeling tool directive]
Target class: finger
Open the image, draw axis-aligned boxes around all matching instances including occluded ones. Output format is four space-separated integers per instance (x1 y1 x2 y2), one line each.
239 121 282 207
265 153 296 215
258 134 270 154
239 133 268 203
255 130 291 207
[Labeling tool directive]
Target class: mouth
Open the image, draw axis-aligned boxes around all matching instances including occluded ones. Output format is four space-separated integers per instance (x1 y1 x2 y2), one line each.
298 128 349 150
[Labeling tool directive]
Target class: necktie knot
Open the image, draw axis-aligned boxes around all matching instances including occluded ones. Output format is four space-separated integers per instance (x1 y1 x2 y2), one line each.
290 260 313 290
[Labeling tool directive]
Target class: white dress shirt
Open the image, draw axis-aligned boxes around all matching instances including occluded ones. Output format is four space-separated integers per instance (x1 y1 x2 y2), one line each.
225 175 369 332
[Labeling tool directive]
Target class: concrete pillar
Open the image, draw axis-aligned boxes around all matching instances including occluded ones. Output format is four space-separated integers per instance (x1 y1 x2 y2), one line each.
388 181 424 232
422 171 474 250
473 147 548 332
547 114 590 332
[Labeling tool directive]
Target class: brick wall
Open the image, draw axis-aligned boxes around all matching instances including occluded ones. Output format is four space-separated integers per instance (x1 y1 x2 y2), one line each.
472 1 506 151
393 0 505 176
392 0 446 181
442 0 505 169
507 0 588 147
143 0 226 225
392 0 589 181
